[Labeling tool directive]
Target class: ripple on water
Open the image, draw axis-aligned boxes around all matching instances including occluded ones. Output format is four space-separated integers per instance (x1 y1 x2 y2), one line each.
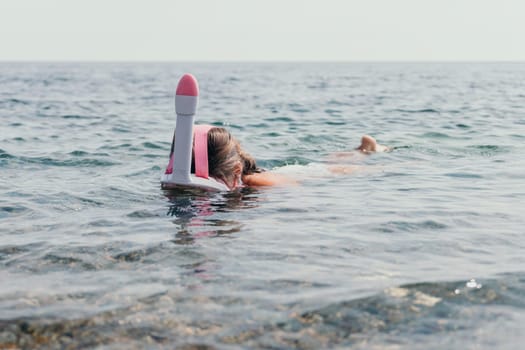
444 172 483 179
61 114 101 120
98 143 132 150
68 150 88 156
111 126 131 133
466 144 509 156
126 210 160 218
0 98 30 106
375 220 448 233
0 204 32 220
85 219 123 228
422 131 450 138
456 123 470 129
41 253 98 271
394 108 441 114
24 156 118 167
0 149 15 159
264 116 294 122
141 141 164 150
0 243 43 262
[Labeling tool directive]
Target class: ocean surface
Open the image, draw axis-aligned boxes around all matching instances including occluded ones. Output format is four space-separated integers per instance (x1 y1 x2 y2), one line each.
1 62 524 349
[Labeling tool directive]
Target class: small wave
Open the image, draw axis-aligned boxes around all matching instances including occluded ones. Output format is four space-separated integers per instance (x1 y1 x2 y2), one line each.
291 108 310 114
111 126 131 133
50 158 117 167
9 155 118 167
325 120 346 126
393 108 440 114
376 220 448 233
261 131 281 137
142 142 163 149
0 243 42 262
263 157 312 169
456 123 470 129
445 172 483 179
125 165 162 177
223 76 240 83
62 114 99 119
69 150 88 156
42 254 97 270
247 122 269 128
468 144 506 154
1 98 30 106
112 246 160 262
264 116 293 122
465 144 509 157
86 219 122 227
99 143 132 150
324 108 342 115
127 210 159 218
289 104 310 113
327 99 351 106
422 131 450 138
0 204 31 219
471 145 499 150
307 82 329 89
276 207 309 213
0 149 15 159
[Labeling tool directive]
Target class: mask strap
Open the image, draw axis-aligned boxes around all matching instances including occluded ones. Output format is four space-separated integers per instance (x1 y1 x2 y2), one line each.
194 125 213 178
164 131 176 174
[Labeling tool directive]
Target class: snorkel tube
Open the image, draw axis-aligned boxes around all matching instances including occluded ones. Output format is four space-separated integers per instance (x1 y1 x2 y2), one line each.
161 74 229 191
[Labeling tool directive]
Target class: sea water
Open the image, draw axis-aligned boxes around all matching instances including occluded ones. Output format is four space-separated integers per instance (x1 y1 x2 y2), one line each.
1 62 524 349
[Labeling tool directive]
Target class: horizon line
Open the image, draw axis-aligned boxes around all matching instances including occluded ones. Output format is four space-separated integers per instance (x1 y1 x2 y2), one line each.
1 59 525 64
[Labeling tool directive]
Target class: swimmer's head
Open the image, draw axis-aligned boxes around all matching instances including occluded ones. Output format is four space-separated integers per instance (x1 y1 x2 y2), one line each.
192 127 258 189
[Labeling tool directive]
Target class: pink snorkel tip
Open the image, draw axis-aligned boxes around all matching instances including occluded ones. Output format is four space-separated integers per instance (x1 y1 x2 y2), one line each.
176 74 199 97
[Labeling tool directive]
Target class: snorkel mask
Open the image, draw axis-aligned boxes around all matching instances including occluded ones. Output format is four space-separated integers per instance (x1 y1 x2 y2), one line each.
161 74 229 191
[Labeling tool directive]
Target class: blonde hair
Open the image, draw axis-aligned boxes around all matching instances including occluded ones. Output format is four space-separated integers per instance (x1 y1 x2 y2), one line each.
191 127 259 187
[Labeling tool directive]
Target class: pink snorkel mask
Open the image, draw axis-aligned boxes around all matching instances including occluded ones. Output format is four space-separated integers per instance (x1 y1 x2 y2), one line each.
161 74 229 191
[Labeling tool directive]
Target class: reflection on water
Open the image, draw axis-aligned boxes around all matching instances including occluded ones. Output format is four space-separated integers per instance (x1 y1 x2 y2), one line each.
164 187 261 245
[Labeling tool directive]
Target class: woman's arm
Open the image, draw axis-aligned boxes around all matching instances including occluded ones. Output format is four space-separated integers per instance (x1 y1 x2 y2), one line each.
242 172 296 187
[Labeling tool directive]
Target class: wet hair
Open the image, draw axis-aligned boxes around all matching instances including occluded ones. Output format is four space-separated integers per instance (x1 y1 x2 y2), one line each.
191 127 260 186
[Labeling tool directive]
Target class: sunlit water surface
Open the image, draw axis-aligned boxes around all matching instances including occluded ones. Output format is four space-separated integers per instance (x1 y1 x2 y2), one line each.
1 63 524 349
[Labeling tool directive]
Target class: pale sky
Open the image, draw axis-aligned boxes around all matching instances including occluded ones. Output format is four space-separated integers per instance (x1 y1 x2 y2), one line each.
0 0 523 61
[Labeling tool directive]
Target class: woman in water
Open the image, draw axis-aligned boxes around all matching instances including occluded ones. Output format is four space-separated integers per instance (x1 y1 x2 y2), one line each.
200 127 388 189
